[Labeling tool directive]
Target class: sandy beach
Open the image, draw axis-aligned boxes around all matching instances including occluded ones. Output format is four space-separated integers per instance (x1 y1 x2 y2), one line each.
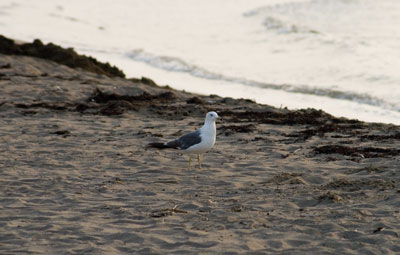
1 37 399 254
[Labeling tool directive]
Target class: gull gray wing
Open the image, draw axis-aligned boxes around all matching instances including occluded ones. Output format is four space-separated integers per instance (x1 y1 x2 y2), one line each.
165 130 202 150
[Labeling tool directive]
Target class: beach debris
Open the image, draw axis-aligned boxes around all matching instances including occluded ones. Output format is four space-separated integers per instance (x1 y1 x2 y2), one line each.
51 130 71 137
218 108 354 125
317 192 344 203
373 227 385 233
0 63 11 69
81 88 177 115
360 132 400 141
314 145 400 158
103 177 123 185
231 205 245 212
150 205 188 218
324 178 395 192
261 172 303 185
186 96 204 104
0 35 125 78
219 124 256 136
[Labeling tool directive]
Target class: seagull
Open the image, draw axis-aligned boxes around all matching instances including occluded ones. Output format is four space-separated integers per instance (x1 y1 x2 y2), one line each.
148 111 219 169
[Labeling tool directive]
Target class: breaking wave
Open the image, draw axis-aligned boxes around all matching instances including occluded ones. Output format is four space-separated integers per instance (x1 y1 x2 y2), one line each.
127 49 399 112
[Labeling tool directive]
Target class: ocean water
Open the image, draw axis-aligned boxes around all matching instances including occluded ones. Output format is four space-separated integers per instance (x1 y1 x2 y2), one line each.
1 0 399 124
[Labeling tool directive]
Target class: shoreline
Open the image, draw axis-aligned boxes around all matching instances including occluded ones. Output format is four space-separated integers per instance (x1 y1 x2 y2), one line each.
1 36 399 254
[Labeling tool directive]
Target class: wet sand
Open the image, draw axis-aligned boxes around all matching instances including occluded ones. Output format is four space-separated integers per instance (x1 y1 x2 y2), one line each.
0 37 399 254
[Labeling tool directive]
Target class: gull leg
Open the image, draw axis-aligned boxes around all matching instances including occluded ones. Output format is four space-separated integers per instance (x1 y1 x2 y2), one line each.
197 154 202 169
188 157 192 170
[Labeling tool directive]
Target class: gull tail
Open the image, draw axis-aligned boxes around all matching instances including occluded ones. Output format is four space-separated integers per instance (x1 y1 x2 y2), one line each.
148 142 169 149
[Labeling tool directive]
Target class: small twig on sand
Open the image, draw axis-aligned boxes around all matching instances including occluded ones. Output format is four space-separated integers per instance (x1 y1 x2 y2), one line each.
150 205 188 218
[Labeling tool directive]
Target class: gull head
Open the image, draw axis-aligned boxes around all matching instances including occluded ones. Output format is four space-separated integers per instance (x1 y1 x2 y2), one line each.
205 111 219 122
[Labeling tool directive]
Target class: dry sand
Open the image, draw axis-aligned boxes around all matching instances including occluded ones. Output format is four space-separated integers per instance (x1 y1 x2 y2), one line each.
0 40 400 254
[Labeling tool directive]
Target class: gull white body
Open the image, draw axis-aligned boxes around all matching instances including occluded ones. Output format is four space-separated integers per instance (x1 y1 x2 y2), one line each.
183 118 216 154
